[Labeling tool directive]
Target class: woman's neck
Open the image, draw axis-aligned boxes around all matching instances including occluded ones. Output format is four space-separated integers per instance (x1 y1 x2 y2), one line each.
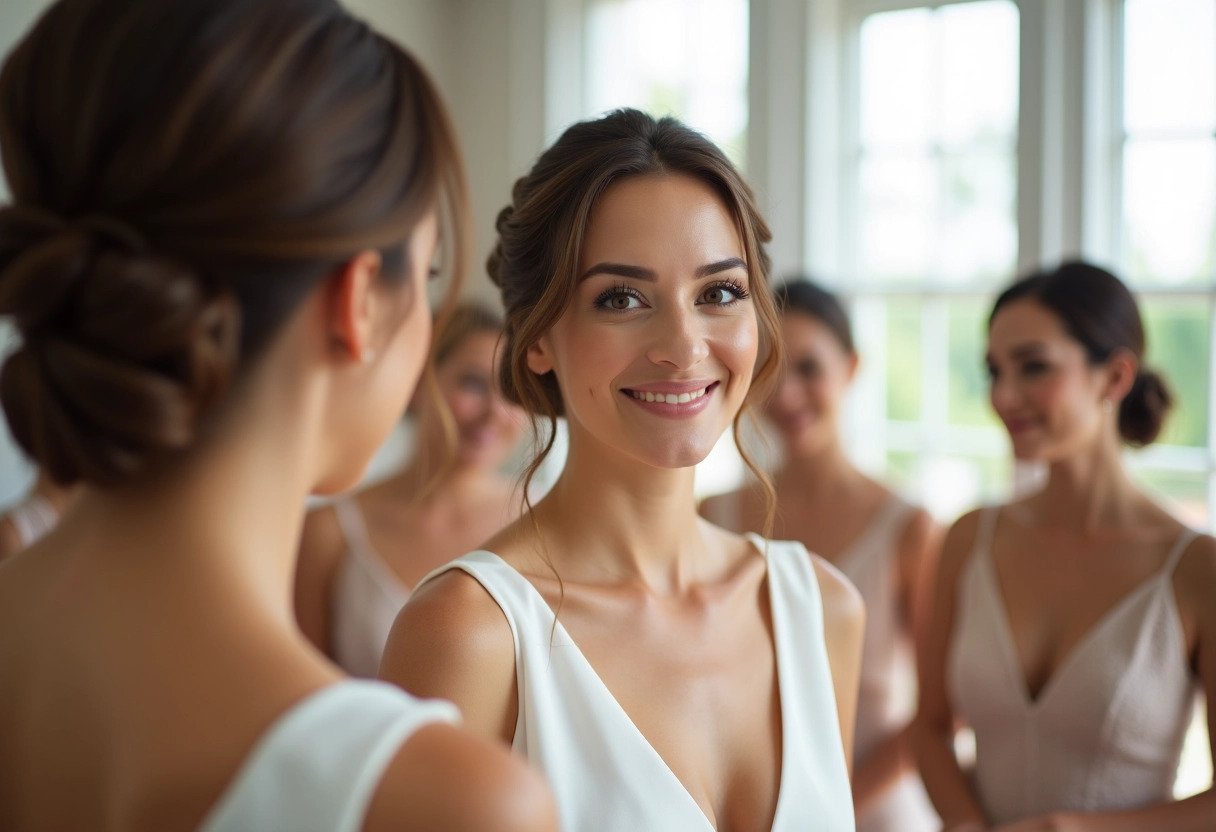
535 435 708 594
774 434 863 499
1033 434 1140 531
61 369 325 633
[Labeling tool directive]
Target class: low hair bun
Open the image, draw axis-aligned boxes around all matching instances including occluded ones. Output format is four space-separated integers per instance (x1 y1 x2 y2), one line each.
1118 368 1173 447
0 206 239 486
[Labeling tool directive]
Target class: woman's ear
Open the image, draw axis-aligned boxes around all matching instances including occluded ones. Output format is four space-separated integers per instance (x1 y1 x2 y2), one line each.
1103 348 1139 404
326 250 383 363
526 335 554 376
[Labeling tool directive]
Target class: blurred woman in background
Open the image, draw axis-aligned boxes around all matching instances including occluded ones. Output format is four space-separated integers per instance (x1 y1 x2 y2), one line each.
0 1 554 830
295 301 526 677
702 280 940 832
915 261 1216 832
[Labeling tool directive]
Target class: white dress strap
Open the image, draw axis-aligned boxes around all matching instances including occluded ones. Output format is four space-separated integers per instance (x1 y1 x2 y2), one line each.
199 680 459 832
8 494 58 548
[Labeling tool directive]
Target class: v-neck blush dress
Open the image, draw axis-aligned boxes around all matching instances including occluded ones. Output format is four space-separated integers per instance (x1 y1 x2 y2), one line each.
947 507 1200 824
421 534 856 832
330 498 411 678
833 497 938 832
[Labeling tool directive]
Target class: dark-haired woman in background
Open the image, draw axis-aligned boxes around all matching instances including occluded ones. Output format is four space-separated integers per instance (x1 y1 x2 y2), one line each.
914 262 1216 832
0 1 554 831
702 280 939 832
295 301 526 677
381 109 864 832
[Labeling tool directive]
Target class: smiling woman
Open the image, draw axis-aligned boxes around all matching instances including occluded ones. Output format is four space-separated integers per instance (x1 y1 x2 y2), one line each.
379 109 866 832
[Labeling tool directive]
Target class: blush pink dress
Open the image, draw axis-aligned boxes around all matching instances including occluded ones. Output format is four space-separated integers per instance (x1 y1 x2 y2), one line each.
948 507 1200 824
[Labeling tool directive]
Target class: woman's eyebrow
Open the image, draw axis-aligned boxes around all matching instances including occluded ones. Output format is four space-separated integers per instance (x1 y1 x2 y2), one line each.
578 257 747 282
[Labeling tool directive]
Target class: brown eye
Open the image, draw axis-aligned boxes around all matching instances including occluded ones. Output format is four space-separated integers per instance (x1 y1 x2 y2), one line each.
611 295 632 310
704 288 725 304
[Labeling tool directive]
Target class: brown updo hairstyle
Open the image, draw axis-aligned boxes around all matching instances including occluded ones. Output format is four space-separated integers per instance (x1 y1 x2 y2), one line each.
488 109 782 526
0 0 468 487
990 261 1173 446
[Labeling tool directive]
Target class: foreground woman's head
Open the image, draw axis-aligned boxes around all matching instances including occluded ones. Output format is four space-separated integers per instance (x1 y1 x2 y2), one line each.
987 261 1172 461
488 109 781 482
0 0 467 493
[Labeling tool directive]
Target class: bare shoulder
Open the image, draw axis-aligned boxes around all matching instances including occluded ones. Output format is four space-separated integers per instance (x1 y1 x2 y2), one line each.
362 721 557 832
811 554 865 635
938 506 989 576
1174 532 1216 619
379 568 517 741
389 567 514 650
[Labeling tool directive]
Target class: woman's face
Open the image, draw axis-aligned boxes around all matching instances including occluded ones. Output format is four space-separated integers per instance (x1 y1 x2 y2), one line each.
986 298 1109 461
421 330 526 470
763 311 856 454
528 173 759 470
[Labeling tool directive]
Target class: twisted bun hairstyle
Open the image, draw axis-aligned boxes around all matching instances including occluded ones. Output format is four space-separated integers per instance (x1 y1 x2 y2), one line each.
488 109 781 528
990 261 1173 447
0 0 467 485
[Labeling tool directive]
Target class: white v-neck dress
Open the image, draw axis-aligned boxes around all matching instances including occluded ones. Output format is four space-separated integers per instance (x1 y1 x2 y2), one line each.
948 507 1200 824
422 534 855 832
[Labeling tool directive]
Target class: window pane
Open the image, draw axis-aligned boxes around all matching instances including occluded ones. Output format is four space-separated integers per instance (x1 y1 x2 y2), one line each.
585 0 749 165
1123 140 1216 284
1124 0 1216 135
1140 299 1210 448
858 1 1019 285
888 450 1011 519
940 151 1017 282
940 0 1019 148
886 299 922 421
861 8 934 148
860 153 937 280
948 298 1000 427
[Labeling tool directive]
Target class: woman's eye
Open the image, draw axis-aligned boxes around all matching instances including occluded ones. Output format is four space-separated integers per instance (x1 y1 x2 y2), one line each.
698 282 749 306
796 359 819 379
594 285 645 311
1022 361 1048 375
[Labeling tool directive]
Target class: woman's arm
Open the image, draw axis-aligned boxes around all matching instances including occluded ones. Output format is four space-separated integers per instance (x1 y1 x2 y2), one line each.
910 509 990 830
813 556 866 776
852 507 943 814
378 570 519 745
293 505 346 656
991 536 1216 832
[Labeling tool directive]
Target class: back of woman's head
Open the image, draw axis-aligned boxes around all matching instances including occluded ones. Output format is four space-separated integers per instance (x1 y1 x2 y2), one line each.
774 279 854 354
990 260 1172 446
0 0 466 486
488 109 780 487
